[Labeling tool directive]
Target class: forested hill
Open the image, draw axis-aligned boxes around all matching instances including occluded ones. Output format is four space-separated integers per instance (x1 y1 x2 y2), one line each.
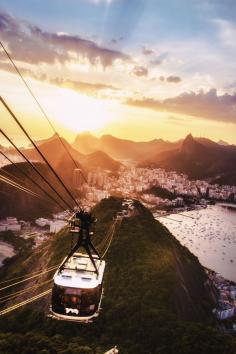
0 197 235 353
0 161 80 219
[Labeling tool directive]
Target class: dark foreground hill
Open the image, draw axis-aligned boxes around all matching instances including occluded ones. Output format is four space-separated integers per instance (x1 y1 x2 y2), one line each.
0 162 67 219
0 197 235 353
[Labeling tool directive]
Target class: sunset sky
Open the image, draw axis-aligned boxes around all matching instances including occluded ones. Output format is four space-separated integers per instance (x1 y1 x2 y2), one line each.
0 0 236 145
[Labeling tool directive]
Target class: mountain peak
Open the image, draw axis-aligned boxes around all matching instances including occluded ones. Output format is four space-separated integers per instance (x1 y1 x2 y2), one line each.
185 133 194 142
181 134 200 155
218 139 229 146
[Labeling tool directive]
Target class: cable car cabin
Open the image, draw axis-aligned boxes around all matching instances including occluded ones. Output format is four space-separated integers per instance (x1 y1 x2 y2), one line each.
50 253 105 323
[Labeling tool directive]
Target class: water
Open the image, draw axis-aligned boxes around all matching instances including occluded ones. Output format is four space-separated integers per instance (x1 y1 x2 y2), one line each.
157 204 236 282
0 241 15 266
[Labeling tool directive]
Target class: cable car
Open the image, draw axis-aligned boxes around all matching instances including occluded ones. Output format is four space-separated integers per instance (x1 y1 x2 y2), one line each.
50 253 105 322
49 209 105 322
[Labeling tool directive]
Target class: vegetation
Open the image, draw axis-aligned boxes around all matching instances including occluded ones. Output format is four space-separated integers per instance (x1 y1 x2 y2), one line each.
0 162 59 219
0 231 34 279
0 198 235 353
144 186 175 200
0 161 81 219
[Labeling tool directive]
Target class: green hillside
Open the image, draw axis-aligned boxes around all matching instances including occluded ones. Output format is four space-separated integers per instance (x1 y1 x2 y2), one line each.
0 197 235 354
144 186 175 200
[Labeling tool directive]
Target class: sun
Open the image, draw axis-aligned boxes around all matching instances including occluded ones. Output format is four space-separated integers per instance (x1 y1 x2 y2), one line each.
43 86 112 133
0 71 118 143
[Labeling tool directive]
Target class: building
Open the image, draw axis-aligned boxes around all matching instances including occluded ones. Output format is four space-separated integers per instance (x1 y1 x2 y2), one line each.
35 218 50 227
213 305 235 320
50 220 67 233
73 169 85 189
0 217 21 231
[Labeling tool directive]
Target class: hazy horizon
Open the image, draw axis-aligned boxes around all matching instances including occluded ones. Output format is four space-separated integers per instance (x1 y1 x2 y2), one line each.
0 0 236 146
0 129 233 149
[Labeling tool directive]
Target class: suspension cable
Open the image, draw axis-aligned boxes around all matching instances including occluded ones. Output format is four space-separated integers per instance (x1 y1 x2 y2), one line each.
0 279 52 304
0 166 23 184
0 129 69 211
0 98 80 210
100 219 121 258
0 173 46 200
0 150 62 208
0 265 58 292
0 264 59 286
0 168 47 200
0 40 87 185
0 289 51 316
96 223 114 253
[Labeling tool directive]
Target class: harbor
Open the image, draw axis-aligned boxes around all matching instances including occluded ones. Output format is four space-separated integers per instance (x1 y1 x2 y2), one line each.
156 203 236 283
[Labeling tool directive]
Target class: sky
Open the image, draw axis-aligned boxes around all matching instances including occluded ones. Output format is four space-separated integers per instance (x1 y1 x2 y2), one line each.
0 0 236 145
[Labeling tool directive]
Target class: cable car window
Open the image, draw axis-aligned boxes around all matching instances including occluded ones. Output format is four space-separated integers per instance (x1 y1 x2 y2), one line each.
65 288 82 295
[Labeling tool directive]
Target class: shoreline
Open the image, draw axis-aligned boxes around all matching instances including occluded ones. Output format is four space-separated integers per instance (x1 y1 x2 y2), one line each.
155 204 236 283
0 241 15 266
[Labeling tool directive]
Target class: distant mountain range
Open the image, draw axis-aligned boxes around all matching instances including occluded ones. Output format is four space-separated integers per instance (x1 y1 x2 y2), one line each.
73 132 182 161
140 134 236 184
4 132 236 185
22 135 121 173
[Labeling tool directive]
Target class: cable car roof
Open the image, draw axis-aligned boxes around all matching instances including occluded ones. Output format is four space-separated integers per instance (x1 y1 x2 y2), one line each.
54 253 105 289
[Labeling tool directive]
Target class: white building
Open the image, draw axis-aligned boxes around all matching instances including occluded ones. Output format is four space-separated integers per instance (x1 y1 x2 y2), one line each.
213 306 235 320
0 217 21 231
35 218 50 227
73 169 86 189
0 223 7 232
50 220 67 233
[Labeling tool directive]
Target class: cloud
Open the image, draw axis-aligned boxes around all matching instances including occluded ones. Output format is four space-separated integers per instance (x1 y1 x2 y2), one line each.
213 19 236 48
142 47 154 56
0 59 119 96
166 76 182 83
0 61 46 80
0 57 120 97
131 66 148 77
166 115 188 125
126 89 236 124
150 52 168 66
0 11 130 67
225 81 236 90
158 75 182 83
51 78 118 95
151 58 163 66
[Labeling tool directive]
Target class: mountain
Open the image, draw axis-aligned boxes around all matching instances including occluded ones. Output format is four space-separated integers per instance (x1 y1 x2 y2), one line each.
140 134 236 183
0 197 235 353
0 137 121 219
218 139 229 146
72 131 100 154
73 132 182 161
24 134 83 170
27 133 58 148
195 137 221 148
0 162 63 219
23 134 121 173
79 150 121 171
